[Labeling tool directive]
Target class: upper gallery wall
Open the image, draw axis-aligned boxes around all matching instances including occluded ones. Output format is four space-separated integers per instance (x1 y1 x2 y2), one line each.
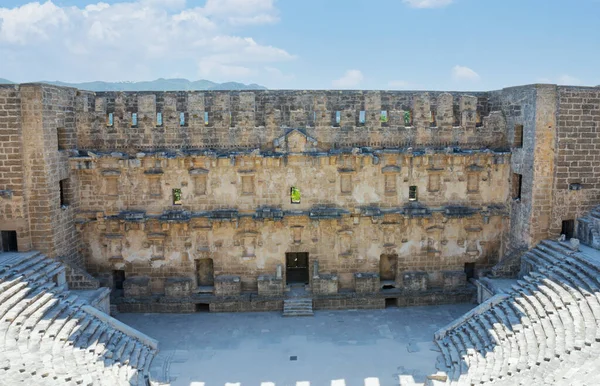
75 90 508 152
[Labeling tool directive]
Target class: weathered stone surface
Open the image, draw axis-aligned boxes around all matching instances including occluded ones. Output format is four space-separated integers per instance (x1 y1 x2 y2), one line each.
124 276 151 297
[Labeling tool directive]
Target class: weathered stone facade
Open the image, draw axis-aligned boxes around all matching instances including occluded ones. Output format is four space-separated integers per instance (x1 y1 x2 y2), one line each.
1 83 599 312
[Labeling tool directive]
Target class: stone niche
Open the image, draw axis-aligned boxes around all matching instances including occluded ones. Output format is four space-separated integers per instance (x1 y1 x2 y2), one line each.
164 277 194 297
123 276 151 297
214 275 242 296
312 274 339 295
401 271 429 292
354 272 380 294
257 275 284 296
442 270 467 290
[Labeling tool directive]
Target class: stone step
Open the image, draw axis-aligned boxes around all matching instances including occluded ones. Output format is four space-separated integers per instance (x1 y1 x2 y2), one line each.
283 298 314 316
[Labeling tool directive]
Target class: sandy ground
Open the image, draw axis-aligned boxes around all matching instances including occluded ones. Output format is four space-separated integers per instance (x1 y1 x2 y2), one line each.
118 303 474 386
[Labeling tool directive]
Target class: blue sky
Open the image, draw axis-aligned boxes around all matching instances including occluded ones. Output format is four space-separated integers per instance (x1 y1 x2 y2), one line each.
0 0 599 90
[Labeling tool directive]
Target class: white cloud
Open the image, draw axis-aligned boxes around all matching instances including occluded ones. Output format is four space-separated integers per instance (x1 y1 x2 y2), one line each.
332 70 364 88
403 0 453 9
557 74 582 85
451 65 480 82
0 0 292 83
0 1 68 44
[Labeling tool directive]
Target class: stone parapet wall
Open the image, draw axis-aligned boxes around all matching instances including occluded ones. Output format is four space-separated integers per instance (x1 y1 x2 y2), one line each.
76 90 507 151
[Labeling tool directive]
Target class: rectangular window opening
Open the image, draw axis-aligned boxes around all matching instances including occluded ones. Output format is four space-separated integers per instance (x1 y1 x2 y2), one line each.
334 111 341 126
385 298 397 308
195 303 210 312
172 188 182 205
107 113 114 126
514 124 524 147
430 110 436 127
156 112 163 126
512 173 522 200
408 185 418 201
1 231 18 252
59 178 70 207
131 113 138 127
291 186 301 204
204 112 209 126
403 110 412 126
380 110 388 123
179 112 186 126
561 220 575 240
113 270 125 290
359 110 366 125
464 263 476 280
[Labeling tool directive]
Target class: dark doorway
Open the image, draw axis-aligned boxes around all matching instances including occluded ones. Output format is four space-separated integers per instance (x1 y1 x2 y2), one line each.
196 258 214 286
286 252 309 284
113 270 125 290
561 220 575 240
1 231 18 252
379 254 398 281
464 263 476 280
195 303 210 312
385 298 397 308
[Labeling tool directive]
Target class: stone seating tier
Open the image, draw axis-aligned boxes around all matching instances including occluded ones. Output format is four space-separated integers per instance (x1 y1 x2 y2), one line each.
431 221 600 386
0 251 158 385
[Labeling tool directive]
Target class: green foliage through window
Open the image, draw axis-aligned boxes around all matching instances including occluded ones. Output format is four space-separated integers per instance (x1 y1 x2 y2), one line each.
403 111 411 126
291 186 301 204
173 188 182 205
380 110 388 123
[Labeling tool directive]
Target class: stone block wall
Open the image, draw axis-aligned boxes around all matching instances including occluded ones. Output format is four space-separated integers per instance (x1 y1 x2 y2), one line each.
257 275 284 296
312 274 338 295
214 275 241 296
550 87 600 236
123 276 151 297
76 91 507 152
0 85 30 251
355 273 380 293
164 277 193 297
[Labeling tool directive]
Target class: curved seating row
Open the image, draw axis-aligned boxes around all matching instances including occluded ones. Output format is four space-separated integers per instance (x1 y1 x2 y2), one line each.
433 238 600 385
0 251 157 385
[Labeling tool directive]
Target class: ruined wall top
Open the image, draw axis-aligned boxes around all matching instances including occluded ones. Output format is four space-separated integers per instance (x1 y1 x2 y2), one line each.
74 89 508 152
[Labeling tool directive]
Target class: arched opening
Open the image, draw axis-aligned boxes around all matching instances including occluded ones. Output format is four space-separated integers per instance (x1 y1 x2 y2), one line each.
196 258 214 287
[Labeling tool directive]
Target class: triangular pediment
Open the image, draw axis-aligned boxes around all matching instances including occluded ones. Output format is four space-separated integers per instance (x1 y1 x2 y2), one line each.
273 128 317 153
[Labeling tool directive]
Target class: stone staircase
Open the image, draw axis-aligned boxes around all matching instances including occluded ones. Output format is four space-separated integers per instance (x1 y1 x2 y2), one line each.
0 251 158 385
283 298 314 317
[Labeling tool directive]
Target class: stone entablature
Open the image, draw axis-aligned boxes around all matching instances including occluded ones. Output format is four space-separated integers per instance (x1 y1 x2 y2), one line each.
80 205 505 293
71 148 510 215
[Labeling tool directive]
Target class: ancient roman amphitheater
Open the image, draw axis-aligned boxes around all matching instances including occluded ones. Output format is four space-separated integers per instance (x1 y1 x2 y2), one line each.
0 83 599 385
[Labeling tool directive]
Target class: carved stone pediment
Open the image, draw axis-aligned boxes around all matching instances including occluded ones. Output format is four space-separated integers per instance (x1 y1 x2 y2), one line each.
273 128 317 153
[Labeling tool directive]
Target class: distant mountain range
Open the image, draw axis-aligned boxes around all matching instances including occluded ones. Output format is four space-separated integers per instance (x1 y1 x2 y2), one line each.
0 78 267 91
